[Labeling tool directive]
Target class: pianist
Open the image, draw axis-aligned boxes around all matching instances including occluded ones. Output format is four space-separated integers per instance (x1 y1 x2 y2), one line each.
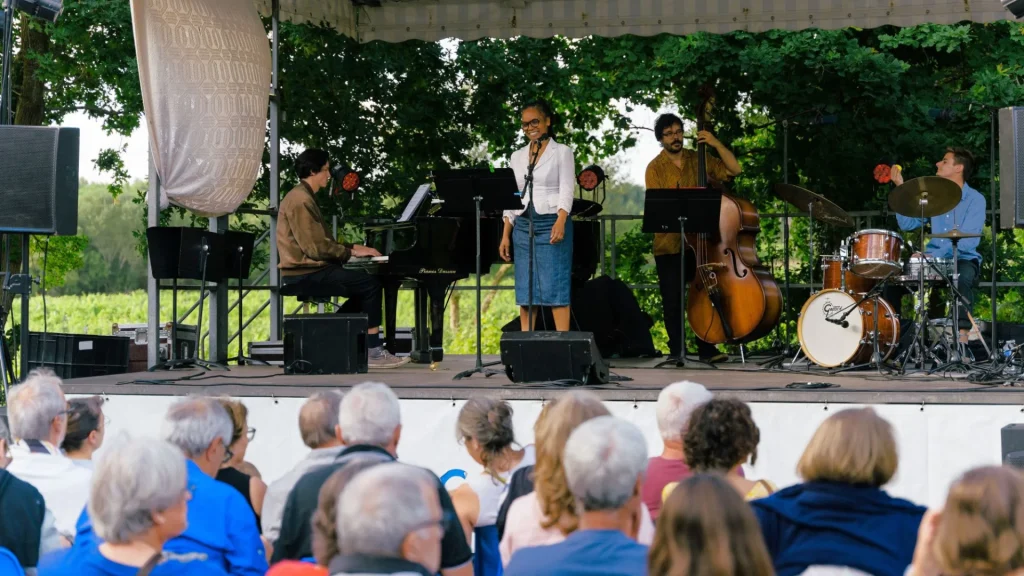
277 148 410 368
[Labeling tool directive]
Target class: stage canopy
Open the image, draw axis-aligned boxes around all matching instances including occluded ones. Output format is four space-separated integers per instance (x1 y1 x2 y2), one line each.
255 0 1015 44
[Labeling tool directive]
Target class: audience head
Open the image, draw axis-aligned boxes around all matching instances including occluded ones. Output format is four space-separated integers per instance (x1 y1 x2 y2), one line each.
62 395 106 458
8 368 67 446
217 397 253 467
563 416 647 521
932 466 1024 575
300 391 344 449
0 413 10 468
456 397 516 474
336 463 443 574
88 435 189 547
797 407 897 487
338 382 401 454
684 398 760 473
312 452 392 566
649 474 775 576
535 390 610 534
656 381 712 444
161 396 233 477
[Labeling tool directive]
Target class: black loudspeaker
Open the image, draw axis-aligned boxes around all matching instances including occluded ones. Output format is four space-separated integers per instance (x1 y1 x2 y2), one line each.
1001 424 1024 466
284 314 368 374
500 331 609 384
0 126 79 235
1000 107 1024 229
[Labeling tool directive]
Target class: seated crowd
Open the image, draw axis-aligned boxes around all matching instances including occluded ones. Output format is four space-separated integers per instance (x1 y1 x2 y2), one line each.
1 370 1024 575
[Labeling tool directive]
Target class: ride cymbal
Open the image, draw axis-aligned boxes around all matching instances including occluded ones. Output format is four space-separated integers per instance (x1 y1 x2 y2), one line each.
774 183 855 227
887 176 961 218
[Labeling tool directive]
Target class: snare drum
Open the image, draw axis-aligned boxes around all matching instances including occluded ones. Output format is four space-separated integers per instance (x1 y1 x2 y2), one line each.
848 229 904 278
821 255 878 294
798 289 900 367
896 256 954 286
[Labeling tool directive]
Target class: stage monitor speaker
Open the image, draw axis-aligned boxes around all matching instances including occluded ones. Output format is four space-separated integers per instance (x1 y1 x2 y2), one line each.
1002 424 1024 465
1000 107 1024 229
0 125 79 235
500 331 609 384
284 314 368 375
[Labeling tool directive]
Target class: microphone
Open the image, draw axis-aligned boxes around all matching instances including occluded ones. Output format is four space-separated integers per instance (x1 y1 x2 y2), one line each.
827 317 850 329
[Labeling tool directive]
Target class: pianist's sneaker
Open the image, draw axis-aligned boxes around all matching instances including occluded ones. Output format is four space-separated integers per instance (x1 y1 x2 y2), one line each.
368 346 411 369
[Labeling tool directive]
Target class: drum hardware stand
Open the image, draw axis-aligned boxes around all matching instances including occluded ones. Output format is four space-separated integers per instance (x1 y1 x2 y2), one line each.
826 271 898 374
896 203 938 372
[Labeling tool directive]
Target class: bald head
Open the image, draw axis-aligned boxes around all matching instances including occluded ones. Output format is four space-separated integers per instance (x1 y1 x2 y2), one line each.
300 391 343 449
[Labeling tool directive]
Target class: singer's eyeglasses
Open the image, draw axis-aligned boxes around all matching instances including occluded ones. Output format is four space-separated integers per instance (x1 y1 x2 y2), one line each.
520 118 542 130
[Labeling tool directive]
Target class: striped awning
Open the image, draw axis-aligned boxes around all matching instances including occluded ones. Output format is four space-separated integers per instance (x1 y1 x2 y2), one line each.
254 0 1016 43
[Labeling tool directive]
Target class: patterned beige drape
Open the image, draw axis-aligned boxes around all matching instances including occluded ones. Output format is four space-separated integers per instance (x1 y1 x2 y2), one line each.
131 0 271 217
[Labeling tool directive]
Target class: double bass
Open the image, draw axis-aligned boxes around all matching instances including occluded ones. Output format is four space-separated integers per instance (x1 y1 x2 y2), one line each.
686 86 782 345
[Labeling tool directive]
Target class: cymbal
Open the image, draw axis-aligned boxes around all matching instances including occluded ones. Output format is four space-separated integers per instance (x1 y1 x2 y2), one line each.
888 176 961 218
774 183 855 227
931 229 981 240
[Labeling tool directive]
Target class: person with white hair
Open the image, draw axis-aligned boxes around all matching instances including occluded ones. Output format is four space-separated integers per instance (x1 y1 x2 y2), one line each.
262 391 346 543
642 381 712 520
327 463 445 575
505 416 650 576
73 397 268 575
41 436 224 575
272 382 472 576
6 368 92 539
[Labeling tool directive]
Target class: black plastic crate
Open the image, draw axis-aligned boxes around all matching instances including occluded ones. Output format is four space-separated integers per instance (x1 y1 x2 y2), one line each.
28 332 130 379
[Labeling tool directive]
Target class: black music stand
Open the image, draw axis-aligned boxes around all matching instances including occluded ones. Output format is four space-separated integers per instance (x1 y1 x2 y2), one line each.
434 169 521 380
147 227 228 371
643 188 722 367
222 231 265 366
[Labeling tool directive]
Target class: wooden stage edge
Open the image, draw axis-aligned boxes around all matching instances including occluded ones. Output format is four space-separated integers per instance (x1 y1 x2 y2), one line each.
58 354 1024 406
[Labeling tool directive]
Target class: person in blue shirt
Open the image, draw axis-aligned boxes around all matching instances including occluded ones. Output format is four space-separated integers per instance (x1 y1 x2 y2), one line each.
886 147 986 336
41 435 226 575
504 416 649 576
71 398 268 576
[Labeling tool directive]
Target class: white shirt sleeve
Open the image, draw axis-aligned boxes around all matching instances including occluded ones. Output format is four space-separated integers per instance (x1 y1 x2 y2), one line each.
557 144 575 216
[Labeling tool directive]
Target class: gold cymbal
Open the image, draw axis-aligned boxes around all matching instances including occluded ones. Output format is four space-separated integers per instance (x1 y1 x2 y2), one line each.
931 229 981 240
887 176 961 218
774 183 855 227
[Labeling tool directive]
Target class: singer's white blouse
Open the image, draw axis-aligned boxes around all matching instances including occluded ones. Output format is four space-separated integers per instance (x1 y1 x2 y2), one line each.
503 139 576 224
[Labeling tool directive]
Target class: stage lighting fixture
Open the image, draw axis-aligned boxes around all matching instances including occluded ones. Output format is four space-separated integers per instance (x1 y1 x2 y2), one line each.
11 0 64 23
331 164 361 195
1004 0 1024 18
576 165 605 192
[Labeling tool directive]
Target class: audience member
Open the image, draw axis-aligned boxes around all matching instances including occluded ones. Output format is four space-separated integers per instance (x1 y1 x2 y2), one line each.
496 401 555 540
329 463 444 575
450 397 535 576
6 369 92 539
273 382 472 576
643 381 711 520
61 396 106 469
751 407 925 576
907 465 1024 576
263 392 346 543
505 416 649 576
41 436 223 575
501 391 655 566
681 397 774 500
649 474 775 576
216 398 267 530
0 409 62 575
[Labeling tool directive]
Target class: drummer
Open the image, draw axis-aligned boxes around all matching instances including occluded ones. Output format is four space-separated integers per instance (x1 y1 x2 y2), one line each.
886 147 986 336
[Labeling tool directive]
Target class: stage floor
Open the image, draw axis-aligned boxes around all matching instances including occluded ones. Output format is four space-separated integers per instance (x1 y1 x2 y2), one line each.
58 354 1023 405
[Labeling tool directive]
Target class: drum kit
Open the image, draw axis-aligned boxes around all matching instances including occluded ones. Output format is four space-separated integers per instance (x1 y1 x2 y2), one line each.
775 177 985 371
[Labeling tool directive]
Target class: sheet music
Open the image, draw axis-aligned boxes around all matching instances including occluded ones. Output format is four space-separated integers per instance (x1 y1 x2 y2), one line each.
398 184 432 223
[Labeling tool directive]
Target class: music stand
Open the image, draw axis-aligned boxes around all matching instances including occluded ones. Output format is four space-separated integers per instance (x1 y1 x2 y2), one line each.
147 227 228 371
434 169 521 380
222 231 265 366
643 188 722 367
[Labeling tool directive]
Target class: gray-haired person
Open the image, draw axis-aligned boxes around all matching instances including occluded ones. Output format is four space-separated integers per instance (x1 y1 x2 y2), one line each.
262 391 346 542
6 368 92 539
73 397 268 576
505 416 650 576
643 381 712 519
329 463 444 575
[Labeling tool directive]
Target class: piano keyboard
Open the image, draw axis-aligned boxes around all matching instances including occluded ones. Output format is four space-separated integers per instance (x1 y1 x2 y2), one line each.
347 255 390 264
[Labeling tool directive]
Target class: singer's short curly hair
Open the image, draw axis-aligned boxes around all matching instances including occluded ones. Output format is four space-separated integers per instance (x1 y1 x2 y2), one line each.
946 147 975 181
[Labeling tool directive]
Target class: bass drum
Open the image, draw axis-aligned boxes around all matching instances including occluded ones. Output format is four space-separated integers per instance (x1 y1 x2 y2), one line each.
798 289 900 368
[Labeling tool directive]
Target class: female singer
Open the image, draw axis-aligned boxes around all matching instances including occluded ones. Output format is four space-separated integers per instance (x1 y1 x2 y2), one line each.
498 99 575 331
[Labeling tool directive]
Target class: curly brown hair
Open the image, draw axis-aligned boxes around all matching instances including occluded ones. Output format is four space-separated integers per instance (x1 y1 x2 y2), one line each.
683 398 759 472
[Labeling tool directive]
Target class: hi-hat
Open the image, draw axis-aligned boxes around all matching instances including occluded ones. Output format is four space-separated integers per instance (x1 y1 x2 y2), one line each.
931 229 981 240
888 176 961 218
774 183 855 227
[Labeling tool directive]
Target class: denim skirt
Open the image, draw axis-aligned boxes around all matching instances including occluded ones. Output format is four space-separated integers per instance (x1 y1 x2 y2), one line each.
513 205 573 307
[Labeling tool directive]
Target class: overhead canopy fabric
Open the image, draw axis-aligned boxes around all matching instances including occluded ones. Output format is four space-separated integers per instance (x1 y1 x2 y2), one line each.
255 0 1014 43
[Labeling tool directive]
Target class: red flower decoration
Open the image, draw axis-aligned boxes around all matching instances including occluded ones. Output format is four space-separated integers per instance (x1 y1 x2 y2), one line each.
874 164 891 184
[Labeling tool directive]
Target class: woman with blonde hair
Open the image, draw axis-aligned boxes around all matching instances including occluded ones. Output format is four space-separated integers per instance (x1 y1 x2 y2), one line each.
649 474 774 576
751 407 925 576
216 398 267 530
907 465 1024 576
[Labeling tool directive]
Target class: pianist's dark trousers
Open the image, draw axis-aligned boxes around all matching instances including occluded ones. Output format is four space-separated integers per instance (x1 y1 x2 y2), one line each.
283 265 383 327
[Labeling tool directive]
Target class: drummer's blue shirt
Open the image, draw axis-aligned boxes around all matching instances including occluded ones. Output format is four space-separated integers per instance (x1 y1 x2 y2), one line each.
895 181 985 263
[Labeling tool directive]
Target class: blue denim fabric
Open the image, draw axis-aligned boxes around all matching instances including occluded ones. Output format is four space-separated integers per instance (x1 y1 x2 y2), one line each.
513 205 573 307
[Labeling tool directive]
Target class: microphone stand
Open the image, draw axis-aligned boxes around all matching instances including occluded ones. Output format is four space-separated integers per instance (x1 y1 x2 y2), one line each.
523 137 544 331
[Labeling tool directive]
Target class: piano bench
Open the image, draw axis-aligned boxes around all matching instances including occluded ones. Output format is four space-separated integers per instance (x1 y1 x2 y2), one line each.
296 295 341 314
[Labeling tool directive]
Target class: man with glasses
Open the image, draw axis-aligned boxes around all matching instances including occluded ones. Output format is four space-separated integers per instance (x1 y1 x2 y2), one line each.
645 114 742 364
